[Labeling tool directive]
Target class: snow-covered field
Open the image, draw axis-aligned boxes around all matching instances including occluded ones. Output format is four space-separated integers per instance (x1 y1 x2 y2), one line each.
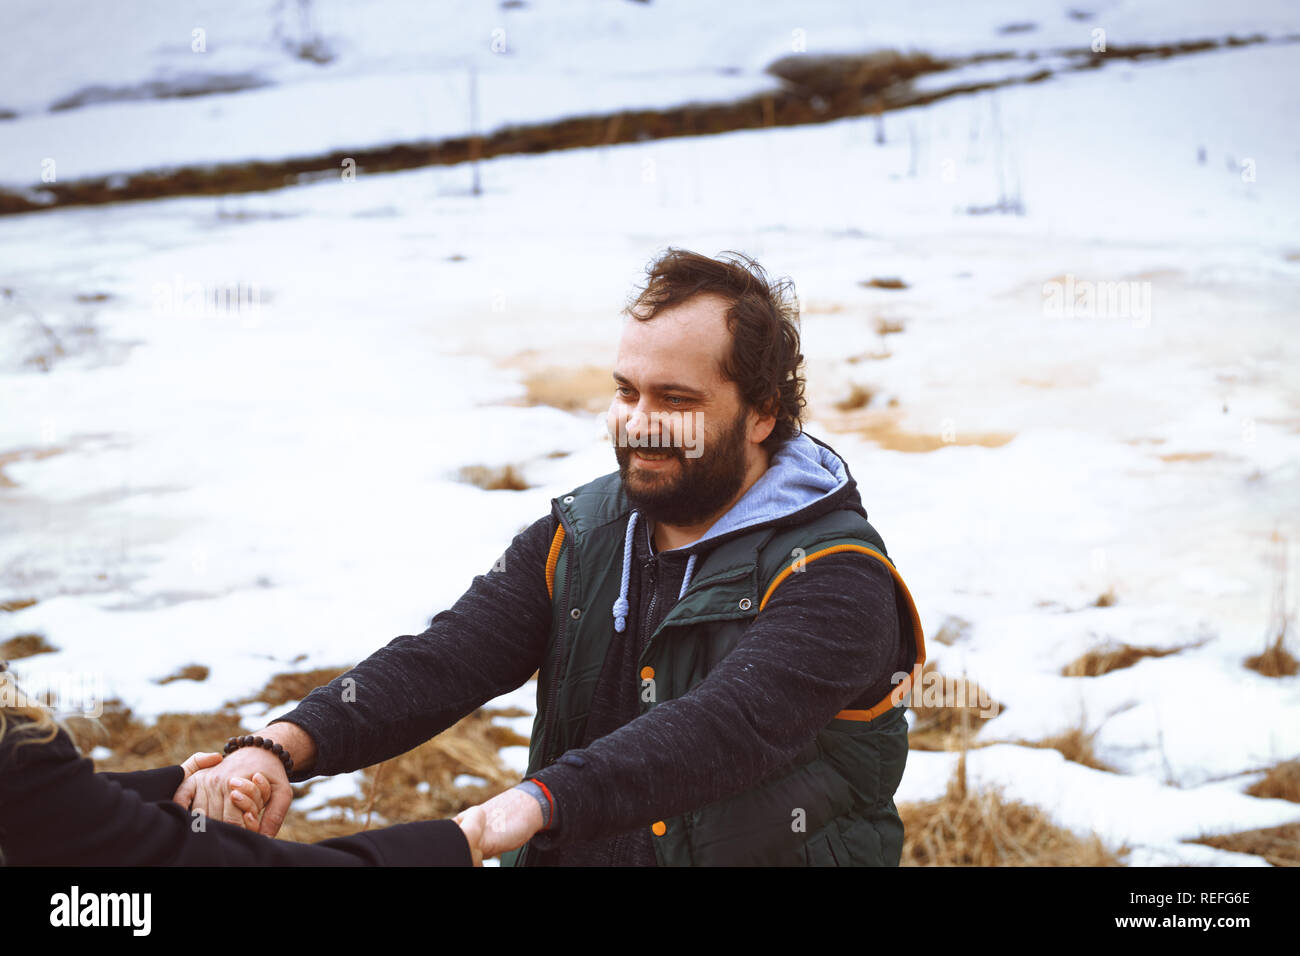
1 2 1298 865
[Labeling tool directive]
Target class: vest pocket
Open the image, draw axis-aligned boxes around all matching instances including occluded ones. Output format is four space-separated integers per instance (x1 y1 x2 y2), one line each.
804 821 853 866
820 706 909 810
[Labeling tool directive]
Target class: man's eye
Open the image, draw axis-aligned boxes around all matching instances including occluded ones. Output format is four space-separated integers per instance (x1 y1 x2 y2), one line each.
616 386 633 398
665 396 684 406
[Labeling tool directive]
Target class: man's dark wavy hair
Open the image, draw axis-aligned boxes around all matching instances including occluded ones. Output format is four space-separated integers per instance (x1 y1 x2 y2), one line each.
622 248 806 455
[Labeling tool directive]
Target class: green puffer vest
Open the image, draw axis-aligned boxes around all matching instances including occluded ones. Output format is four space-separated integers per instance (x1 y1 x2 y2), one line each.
503 470 926 867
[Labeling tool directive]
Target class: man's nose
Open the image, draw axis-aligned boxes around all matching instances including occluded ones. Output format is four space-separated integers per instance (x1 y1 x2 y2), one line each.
624 402 651 441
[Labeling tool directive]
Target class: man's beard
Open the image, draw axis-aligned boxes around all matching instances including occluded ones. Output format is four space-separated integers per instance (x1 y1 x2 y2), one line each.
614 406 751 528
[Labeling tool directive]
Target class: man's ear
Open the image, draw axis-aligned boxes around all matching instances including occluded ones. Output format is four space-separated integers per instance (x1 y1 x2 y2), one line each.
749 399 777 445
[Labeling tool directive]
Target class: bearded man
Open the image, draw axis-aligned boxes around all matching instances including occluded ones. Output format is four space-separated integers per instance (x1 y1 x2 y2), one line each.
178 248 925 866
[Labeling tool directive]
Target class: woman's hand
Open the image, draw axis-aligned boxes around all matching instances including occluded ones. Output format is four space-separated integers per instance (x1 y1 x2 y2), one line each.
453 805 486 866
179 753 271 830
180 751 223 779
228 772 272 830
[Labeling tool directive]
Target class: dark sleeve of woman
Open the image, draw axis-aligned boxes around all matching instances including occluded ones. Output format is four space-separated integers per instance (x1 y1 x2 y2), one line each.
0 727 471 866
99 765 186 803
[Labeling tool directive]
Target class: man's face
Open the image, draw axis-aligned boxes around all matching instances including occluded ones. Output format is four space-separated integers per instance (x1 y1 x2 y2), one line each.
607 293 768 527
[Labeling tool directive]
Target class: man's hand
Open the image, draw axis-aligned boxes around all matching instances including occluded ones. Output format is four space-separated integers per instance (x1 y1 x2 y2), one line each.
456 787 545 859
178 752 270 830
174 743 291 835
453 805 486 866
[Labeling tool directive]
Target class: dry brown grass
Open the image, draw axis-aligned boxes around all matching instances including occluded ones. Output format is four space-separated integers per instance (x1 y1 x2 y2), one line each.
67 698 244 771
458 463 530 491
1062 641 1187 677
1016 725 1117 773
899 751 1128 866
1246 759 1300 802
69 666 356 762
846 350 892 363
227 666 352 708
907 661 1002 751
1189 823 1300 867
1247 529 1298 677
155 664 210 685
0 597 38 613
273 797 374 842
65 667 533 846
930 615 972 646
277 706 530 843
0 632 57 660
1245 633 1298 677
862 278 908 291
833 383 875 412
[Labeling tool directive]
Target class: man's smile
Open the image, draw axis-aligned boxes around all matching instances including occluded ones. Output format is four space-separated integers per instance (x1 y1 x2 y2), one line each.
632 449 677 467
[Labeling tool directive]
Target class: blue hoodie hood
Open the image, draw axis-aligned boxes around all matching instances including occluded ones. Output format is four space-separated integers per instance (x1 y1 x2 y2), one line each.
611 431 855 633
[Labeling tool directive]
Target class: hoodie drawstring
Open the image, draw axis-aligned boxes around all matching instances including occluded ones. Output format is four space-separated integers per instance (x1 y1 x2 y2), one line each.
679 554 697 599
612 511 700 633
612 511 638 633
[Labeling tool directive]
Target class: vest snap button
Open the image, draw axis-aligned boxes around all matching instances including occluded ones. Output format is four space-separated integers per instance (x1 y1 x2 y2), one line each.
651 820 667 836
562 495 574 504
570 607 582 620
738 597 752 611
640 666 655 680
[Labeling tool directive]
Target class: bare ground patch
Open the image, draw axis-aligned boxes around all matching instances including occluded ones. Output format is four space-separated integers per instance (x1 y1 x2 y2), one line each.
823 408 1016 453
1158 451 1224 463
503 360 613 415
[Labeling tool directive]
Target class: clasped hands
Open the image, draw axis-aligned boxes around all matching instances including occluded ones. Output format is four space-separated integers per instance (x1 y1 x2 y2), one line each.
175 747 544 864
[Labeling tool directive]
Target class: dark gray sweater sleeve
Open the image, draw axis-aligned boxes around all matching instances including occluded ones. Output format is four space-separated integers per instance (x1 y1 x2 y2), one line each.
270 513 556 779
527 551 901 848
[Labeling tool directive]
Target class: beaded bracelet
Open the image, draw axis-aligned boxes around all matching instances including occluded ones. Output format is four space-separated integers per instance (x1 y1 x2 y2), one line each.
223 734 294 775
